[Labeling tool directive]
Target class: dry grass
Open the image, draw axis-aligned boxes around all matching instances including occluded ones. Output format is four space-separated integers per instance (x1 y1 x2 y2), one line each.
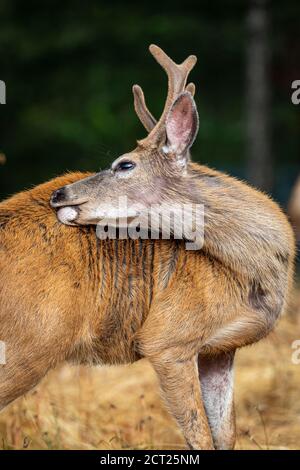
1 296 300 450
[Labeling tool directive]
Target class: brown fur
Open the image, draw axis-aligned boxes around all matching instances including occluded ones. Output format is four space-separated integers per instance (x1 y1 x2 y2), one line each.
0 164 295 449
0 45 296 450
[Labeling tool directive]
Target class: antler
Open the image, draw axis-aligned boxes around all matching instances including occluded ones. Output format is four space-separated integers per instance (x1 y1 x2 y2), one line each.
132 85 157 133
136 45 197 146
186 82 196 96
133 82 196 133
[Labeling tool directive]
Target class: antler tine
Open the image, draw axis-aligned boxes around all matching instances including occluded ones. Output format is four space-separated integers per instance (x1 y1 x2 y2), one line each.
186 82 196 97
133 82 195 133
132 85 157 132
149 45 196 98
139 45 197 145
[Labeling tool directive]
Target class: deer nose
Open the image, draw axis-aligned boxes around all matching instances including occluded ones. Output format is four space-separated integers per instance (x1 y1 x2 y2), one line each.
50 187 67 207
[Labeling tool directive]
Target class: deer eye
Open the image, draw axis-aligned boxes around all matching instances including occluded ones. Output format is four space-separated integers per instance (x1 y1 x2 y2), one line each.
115 161 136 172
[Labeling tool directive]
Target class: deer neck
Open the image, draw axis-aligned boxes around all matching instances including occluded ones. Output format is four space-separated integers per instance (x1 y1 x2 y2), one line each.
166 164 294 286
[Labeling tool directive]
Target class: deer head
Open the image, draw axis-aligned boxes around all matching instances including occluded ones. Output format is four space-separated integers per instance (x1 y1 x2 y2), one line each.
50 45 199 226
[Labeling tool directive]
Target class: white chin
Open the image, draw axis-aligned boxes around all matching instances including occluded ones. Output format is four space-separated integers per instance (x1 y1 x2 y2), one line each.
57 207 78 225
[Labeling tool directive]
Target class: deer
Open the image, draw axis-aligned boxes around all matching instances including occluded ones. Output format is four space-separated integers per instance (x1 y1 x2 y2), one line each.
0 45 295 450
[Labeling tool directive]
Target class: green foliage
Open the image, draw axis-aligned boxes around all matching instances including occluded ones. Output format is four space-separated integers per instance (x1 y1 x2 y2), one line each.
0 0 299 203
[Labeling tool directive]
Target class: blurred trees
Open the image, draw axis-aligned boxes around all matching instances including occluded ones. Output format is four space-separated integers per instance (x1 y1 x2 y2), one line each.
0 0 299 203
246 0 272 192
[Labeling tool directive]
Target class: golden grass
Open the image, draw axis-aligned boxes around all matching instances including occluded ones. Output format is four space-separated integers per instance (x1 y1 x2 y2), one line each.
1 298 300 450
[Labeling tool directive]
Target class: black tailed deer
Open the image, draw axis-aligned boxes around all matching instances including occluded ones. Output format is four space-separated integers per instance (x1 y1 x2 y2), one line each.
0 45 295 450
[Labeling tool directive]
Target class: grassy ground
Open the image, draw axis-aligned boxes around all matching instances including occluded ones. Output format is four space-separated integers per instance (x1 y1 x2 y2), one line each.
0 295 300 450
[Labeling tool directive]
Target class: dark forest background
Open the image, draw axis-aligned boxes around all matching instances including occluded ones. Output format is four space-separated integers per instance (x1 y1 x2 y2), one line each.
0 0 299 206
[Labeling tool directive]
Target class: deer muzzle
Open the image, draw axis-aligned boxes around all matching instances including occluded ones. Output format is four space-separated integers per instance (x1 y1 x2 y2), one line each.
50 187 88 225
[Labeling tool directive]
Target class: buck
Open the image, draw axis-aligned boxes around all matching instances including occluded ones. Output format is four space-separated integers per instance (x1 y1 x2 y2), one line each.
0 45 295 450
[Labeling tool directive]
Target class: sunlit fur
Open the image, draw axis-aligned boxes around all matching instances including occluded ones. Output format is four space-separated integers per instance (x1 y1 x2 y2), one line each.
0 155 295 449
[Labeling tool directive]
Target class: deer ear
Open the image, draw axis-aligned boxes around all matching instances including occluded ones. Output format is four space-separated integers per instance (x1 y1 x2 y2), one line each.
165 91 199 159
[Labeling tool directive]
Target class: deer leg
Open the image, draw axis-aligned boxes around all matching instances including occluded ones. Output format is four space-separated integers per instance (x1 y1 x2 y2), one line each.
0 326 72 411
198 350 236 450
149 352 214 450
0 365 47 411
0 346 55 411
196 305 277 450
